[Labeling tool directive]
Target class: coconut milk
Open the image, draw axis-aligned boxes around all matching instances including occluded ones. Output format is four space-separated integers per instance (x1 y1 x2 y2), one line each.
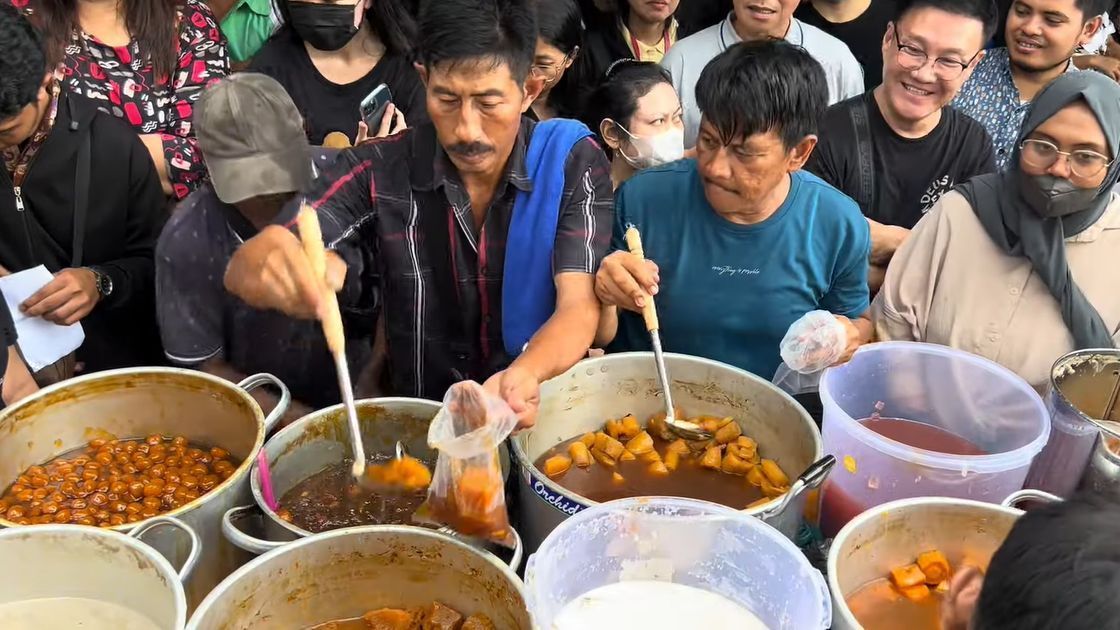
552 580 770 630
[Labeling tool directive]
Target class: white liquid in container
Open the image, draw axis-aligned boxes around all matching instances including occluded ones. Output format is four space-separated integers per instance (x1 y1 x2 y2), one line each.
0 597 161 630
552 580 771 630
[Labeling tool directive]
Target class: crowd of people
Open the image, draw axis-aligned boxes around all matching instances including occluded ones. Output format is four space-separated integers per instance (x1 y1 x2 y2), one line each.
0 0 1119 621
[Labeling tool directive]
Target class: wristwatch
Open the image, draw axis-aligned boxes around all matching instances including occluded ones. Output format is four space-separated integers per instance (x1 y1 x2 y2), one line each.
87 267 113 299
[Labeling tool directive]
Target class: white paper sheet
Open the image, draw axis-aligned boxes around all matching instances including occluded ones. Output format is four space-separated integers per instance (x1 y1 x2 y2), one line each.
0 266 85 371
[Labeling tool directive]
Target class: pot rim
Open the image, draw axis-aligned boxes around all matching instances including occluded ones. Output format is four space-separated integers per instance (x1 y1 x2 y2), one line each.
825 495 1025 627
0 367 268 532
1051 348 1120 424
250 397 442 538
510 352 822 516
186 523 526 630
0 523 188 629
820 341 1050 474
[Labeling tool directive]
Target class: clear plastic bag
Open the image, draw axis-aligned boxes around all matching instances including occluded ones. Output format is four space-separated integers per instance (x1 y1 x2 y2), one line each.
772 362 823 396
779 310 847 374
414 380 518 548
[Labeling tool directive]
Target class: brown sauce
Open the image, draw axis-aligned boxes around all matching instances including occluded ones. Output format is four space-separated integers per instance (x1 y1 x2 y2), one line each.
861 418 987 456
847 578 942 630
277 455 429 533
534 433 766 508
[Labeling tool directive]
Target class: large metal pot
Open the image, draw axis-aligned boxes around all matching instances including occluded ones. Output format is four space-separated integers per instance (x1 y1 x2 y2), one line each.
187 525 531 629
1026 349 1120 496
0 368 289 610
1080 420 1120 493
827 490 1058 630
220 397 523 569
513 352 824 552
0 516 198 629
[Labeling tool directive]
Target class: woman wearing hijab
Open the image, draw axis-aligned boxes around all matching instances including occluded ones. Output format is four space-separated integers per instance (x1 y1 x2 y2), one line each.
872 71 1120 390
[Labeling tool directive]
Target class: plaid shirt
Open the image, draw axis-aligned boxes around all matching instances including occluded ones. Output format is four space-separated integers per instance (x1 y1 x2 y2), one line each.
302 119 613 400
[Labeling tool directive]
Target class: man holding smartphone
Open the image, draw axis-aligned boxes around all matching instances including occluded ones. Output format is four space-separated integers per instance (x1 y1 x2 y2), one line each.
224 0 613 428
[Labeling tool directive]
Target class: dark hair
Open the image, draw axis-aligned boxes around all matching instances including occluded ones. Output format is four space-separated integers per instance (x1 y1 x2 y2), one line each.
537 0 582 56
278 0 417 58
1076 0 1115 21
583 60 672 150
895 0 1000 44
695 40 827 149
973 490 1120 630
27 0 179 80
417 0 538 83
0 3 47 120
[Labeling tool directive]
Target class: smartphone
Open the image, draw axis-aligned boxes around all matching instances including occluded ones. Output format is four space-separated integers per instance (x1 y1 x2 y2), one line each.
359 83 394 129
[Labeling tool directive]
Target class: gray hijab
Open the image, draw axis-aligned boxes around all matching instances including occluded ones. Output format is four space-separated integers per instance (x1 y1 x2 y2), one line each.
958 71 1120 350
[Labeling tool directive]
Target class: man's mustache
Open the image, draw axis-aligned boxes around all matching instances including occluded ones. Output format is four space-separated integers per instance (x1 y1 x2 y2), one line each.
447 142 494 157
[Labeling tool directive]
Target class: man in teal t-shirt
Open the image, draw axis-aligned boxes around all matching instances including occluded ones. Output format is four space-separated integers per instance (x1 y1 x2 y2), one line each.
596 40 873 379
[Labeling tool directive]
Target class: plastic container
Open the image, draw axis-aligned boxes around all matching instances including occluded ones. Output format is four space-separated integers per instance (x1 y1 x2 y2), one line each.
524 497 831 630
818 342 1050 537
1025 349 1120 497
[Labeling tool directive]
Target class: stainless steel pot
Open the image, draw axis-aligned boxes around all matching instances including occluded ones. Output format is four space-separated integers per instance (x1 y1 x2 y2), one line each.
513 352 825 552
220 397 523 569
827 490 1059 630
1026 350 1120 497
0 516 198 629
0 368 289 610
187 525 531 629
1080 420 1120 493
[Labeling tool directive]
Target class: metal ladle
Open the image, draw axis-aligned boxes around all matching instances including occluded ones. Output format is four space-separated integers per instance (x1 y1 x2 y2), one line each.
624 226 711 442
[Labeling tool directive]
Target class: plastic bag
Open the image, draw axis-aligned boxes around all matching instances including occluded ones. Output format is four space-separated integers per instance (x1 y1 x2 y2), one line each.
772 362 823 396
779 310 847 374
414 380 518 548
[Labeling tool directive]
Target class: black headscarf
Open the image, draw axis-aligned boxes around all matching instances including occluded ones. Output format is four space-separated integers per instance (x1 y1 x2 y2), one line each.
958 71 1120 350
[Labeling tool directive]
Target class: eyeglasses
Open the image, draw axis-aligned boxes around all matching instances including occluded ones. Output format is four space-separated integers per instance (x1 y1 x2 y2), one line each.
1020 139 1113 178
530 54 571 82
892 27 981 81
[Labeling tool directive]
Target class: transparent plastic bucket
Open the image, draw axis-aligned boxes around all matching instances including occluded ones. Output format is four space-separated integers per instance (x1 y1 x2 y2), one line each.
524 497 831 630
818 342 1049 537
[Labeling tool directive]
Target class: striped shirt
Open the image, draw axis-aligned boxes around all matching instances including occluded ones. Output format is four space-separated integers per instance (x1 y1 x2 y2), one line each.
302 119 613 399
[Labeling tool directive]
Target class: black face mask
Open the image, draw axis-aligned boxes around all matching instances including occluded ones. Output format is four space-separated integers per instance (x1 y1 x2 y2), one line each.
288 1 359 52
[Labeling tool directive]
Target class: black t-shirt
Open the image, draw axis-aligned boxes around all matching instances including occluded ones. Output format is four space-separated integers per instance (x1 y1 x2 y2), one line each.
0 296 13 401
796 0 896 90
806 91 996 229
156 152 375 408
249 30 428 145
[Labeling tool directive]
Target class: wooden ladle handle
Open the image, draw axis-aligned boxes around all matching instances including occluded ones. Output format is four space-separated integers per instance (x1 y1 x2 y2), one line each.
297 204 346 354
623 226 659 334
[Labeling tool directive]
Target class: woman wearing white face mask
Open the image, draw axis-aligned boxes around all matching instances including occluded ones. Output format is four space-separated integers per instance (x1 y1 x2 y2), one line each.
585 60 686 189
873 71 1120 390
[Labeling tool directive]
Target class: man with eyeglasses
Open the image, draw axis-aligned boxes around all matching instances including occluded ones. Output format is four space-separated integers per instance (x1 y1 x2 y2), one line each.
807 0 997 290
953 0 1111 170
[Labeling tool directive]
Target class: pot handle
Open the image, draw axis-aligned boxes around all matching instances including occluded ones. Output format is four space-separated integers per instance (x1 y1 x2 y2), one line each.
1001 489 1062 508
129 515 201 584
757 455 836 520
222 504 287 555
238 373 291 433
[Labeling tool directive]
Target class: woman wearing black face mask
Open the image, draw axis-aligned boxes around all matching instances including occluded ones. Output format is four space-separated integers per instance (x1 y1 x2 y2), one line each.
872 71 1120 391
250 0 426 145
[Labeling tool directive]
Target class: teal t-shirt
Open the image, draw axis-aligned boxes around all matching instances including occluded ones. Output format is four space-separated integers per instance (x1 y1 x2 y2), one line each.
609 160 870 379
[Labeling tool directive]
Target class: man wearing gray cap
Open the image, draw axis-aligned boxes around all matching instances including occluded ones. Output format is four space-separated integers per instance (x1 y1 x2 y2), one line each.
155 73 373 424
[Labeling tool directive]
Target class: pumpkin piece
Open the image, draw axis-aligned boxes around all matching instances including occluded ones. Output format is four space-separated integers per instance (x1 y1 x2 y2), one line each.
568 442 592 468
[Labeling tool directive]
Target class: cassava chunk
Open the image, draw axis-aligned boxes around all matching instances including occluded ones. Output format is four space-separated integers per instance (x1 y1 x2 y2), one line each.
619 450 636 462
700 445 722 470
612 472 625 484
420 601 462 630
746 466 765 487
568 442 592 468
714 421 742 444
666 439 689 456
646 414 675 441
462 613 496 630
365 456 433 492
601 435 625 460
591 449 617 468
760 459 790 487
593 432 610 452
917 550 951 584
664 449 681 471
890 563 928 589
543 455 572 478
898 583 931 602
625 431 654 455
620 415 642 440
638 449 662 464
609 417 627 437
648 461 669 476
362 608 415 630
578 433 596 448
747 497 771 509
699 417 721 434
721 450 752 476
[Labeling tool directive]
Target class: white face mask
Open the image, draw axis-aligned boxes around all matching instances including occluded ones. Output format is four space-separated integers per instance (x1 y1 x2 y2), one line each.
613 122 685 170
